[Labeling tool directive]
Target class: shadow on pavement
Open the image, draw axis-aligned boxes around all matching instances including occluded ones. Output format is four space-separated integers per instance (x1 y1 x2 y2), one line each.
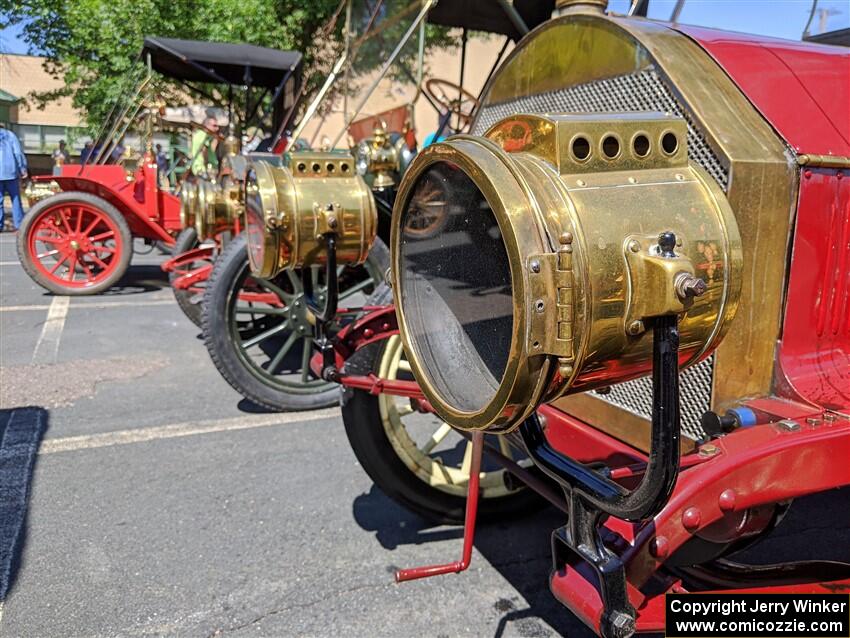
0 407 48 604
352 484 594 638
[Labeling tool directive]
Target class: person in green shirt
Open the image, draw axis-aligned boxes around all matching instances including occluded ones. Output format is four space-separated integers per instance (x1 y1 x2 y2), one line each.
190 116 220 178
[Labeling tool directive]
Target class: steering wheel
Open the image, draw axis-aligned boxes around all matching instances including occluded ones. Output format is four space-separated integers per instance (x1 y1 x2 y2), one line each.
423 78 480 131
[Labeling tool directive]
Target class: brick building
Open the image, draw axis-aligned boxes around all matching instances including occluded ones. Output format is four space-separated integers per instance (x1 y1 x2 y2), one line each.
0 53 87 174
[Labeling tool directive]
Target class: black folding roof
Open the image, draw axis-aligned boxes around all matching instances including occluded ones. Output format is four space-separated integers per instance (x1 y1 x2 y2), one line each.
427 0 555 41
142 37 303 88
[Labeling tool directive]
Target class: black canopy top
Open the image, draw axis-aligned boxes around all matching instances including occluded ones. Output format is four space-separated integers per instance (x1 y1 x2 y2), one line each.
142 37 303 88
427 0 555 41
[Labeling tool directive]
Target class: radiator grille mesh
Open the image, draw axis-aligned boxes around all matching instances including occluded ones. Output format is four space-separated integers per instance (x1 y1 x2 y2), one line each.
471 66 725 439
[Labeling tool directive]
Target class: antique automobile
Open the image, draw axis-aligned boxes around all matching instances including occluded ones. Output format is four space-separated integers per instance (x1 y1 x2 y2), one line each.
15 38 301 297
198 0 540 411
242 0 849 635
142 37 304 326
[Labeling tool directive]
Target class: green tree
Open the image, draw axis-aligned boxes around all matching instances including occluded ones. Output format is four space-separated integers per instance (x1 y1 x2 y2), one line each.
1 0 457 130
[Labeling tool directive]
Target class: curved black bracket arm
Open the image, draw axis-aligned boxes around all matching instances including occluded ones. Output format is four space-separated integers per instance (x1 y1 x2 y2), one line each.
305 232 339 324
304 232 340 381
520 314 682 638
519 314 681 521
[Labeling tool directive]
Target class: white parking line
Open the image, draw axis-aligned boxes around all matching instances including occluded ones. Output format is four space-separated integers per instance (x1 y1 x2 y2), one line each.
1 299 175 313
31 296 70 364
39 408 340 454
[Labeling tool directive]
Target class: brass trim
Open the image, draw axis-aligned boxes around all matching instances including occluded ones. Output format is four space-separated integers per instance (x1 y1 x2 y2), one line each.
797 154 850 168
553 394 697 453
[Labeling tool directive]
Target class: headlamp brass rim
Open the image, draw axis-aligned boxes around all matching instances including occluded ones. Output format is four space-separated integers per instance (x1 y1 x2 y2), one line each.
391 137 555 432
245 161 283 279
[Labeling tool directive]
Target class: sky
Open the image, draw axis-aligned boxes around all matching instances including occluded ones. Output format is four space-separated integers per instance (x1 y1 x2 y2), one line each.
0 0 848 55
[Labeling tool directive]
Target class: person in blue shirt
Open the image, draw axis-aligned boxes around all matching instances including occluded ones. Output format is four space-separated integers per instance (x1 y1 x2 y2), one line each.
0 123 28 231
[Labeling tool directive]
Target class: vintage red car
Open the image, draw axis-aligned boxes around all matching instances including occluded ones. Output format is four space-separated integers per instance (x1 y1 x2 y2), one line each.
256 0 849 636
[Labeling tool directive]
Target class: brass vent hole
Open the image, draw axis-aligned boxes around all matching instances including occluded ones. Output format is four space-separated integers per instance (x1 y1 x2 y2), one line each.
312 162 322 173
571 136 591 161
602 135 620 159
340 162 350 173
326 163 336 173
661 132 678 155
633 134 650 157
297 162 307 173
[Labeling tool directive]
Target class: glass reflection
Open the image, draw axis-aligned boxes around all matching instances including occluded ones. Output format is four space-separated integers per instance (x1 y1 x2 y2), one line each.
400 163 513 412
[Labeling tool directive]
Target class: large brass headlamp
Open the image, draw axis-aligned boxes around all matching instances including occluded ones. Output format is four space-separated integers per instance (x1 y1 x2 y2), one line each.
390 113 743 432
245 152 377 278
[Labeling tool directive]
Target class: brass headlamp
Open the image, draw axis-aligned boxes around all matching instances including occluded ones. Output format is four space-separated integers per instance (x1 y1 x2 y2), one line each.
244 152 377 278
179 178 243 240
390 113 743 432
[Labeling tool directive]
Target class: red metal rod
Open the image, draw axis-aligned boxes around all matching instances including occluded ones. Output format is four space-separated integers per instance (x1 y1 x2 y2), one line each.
395 431 484 583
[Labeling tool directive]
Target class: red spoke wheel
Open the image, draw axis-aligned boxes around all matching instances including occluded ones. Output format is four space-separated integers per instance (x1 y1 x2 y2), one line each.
17 192 132 295
168 227 213 327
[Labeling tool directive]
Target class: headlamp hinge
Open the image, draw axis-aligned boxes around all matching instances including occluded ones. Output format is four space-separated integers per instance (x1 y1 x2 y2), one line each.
527 246 575 363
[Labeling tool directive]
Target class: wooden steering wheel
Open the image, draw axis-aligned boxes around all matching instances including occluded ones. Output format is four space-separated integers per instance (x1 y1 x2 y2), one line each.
424 78 480 131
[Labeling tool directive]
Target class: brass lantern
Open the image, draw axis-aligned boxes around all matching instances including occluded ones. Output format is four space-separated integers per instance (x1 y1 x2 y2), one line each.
244 152 378 278
390 113 742 432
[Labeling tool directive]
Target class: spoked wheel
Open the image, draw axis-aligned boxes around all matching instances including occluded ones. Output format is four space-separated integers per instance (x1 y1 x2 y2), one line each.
403 171 450 240
17 192 132 295
168 227 212 327
203 234 389 411
342 323 544 524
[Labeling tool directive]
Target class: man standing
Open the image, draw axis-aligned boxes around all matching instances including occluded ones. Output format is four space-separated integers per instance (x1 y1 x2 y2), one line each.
190 116 219 179
0 123 28 231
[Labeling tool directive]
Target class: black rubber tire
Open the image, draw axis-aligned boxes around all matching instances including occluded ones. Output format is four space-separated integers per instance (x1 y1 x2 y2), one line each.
202 235 389 411
341 284 545 524
17 191 132 296
168 227 204 327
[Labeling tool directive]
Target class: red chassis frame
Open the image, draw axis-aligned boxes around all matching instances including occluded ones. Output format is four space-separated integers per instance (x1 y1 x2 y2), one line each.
312 280 850 633
34 156 183 245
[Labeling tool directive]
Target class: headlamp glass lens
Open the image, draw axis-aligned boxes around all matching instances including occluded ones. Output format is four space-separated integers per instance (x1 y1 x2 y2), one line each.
244 168 266 273
399 163 513 413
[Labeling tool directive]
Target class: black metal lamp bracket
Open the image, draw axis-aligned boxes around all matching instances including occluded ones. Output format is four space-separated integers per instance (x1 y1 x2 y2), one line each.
519 314 682 638
304 232 340 381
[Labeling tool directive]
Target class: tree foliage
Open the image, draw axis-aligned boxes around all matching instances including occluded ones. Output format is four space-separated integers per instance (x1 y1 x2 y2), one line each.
1 0 458 130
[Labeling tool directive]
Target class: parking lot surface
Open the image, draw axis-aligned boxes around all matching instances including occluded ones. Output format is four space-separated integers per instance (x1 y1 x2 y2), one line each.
0 234 592 638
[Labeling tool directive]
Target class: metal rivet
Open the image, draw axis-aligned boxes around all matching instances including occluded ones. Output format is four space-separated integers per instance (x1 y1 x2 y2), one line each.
534 299 545 313
530 260 541 273
804 170 812 179
718 489 736 512
559 231 573 245
823 413 837 423
682 507 701 531
559 363 574 378
627 320 644 335
806 417 821 427
649 536 669 559
628 240 641 253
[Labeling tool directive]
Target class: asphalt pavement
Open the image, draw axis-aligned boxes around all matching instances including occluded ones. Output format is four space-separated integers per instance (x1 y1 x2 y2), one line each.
0 233 592 638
